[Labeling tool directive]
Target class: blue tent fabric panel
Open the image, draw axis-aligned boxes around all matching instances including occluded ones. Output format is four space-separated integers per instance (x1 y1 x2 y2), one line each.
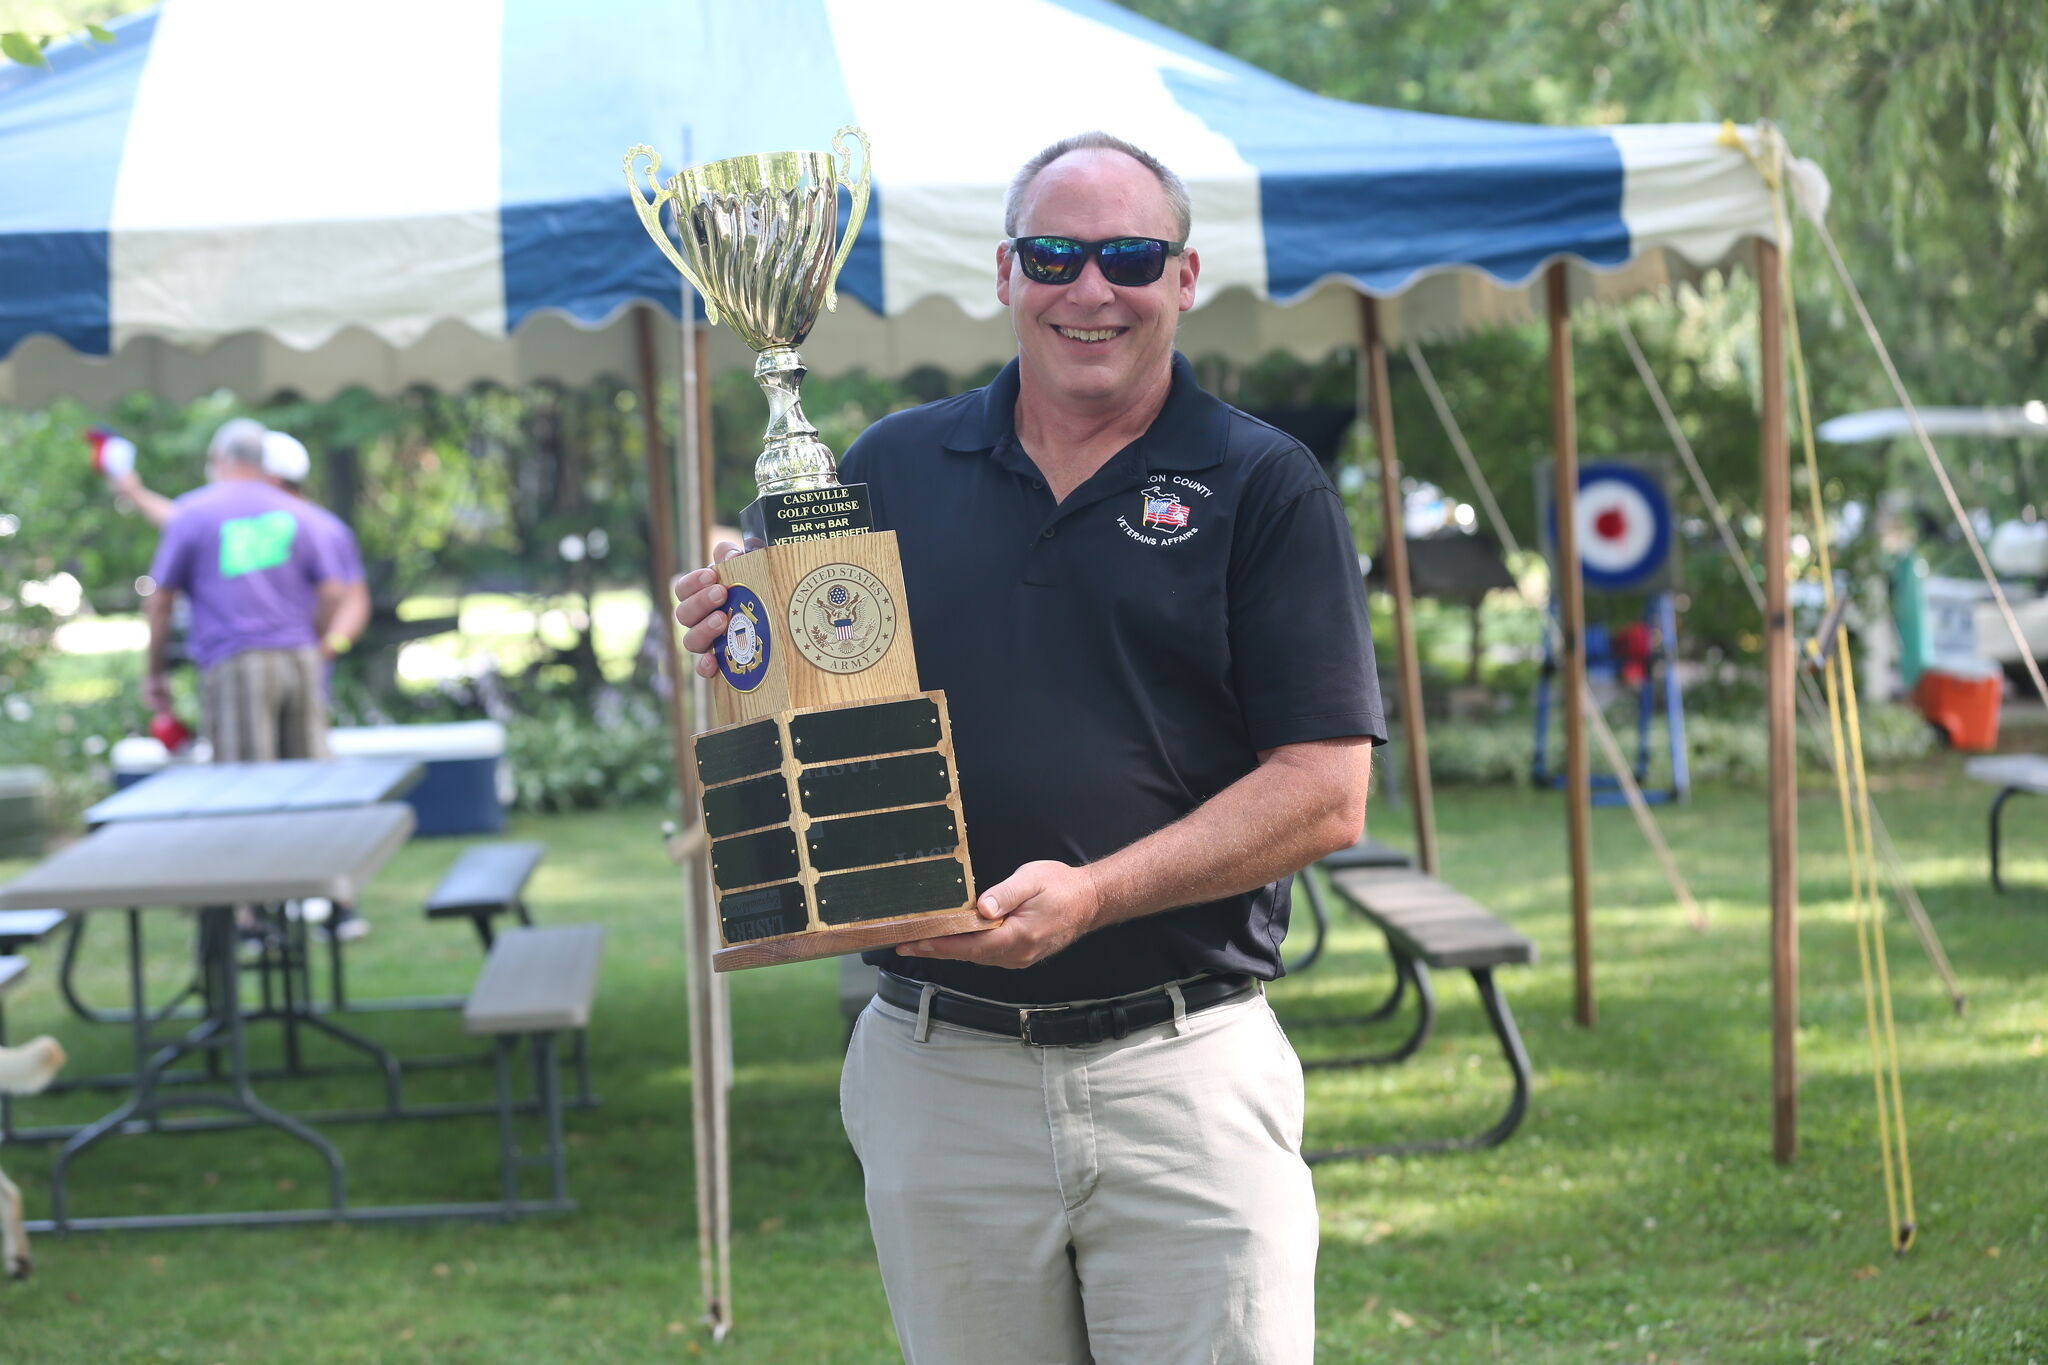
1161 76 1628 299
496 0 879 328
0 11 157 357
1045 0 1628 298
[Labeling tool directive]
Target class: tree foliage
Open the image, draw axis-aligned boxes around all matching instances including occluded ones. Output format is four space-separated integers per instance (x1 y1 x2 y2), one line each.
1126 0 2048 649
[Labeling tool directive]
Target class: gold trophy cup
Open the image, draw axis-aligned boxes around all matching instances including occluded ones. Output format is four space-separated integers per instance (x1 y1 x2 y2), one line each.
626 129 985 970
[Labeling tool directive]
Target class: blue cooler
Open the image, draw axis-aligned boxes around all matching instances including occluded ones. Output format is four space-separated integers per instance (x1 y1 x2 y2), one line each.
327 722 508 837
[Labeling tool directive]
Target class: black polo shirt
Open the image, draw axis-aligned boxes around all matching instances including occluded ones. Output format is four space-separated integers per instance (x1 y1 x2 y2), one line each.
843 352 1385 1003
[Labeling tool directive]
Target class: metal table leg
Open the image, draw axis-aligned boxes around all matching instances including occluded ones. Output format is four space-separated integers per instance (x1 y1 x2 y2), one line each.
1990 785 2021 893
1283 865 1332 975
56 913 201 1027
1300 952 1435 1070
47 908 350 1232
1305 966 1534 1164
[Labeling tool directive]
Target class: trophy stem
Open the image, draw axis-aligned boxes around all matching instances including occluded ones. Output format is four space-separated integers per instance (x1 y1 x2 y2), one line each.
755 347 838 496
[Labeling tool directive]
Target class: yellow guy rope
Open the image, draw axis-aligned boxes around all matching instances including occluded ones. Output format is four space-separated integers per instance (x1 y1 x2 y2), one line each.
1614 313 1965 1015
1724 121 1916 1252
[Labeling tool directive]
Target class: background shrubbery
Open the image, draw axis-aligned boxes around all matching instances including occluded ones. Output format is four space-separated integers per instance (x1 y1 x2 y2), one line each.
1419 699 1936 790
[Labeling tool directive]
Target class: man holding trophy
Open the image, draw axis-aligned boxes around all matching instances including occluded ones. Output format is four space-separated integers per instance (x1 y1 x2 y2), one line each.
664 133 1383 1361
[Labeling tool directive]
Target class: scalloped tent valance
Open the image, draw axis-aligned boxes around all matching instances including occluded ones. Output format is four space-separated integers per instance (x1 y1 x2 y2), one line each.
0 0 1811 407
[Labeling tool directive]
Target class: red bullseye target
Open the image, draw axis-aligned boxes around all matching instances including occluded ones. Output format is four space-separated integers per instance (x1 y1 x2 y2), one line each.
1545 461 1673 590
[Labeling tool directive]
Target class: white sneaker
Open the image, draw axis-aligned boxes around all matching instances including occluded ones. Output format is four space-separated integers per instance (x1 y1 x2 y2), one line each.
319 910 371 943
290 897 335 926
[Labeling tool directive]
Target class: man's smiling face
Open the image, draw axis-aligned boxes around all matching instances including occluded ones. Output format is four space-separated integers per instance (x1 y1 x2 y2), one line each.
997 148 1198 415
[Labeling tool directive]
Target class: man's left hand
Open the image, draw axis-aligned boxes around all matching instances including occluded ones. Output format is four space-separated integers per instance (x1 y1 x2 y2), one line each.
895 859 1103 969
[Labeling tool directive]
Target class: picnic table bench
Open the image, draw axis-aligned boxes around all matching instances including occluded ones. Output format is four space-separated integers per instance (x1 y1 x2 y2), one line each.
1963 754 2048 892
464 925 603 1214
0 910 65 955
1305 867 1535 1164
1287 834 1412 973
428 841 544 947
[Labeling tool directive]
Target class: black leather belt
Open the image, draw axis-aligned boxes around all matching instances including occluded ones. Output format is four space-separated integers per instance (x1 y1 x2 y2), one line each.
877 970 1257 1046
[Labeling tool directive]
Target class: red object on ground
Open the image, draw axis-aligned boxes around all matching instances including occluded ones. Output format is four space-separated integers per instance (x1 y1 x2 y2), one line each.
1913 666 2002 751
149 710 193 754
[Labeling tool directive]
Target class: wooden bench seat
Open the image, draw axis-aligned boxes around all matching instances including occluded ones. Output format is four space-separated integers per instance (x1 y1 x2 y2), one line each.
0 911 64 955
464 925 603 1214
1298 867 1536 1164
428 842 544 948
0 957 25 996
1287 835 1413 974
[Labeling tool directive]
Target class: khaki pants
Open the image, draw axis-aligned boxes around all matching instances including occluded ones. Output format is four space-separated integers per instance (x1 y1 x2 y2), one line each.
841 985 1316 1365
199 647 329 763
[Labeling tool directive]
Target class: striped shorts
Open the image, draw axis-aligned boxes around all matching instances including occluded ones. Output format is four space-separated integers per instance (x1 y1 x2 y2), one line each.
199 647 330 763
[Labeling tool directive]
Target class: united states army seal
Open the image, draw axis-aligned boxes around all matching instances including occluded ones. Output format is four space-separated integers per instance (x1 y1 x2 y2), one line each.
787 563 897 674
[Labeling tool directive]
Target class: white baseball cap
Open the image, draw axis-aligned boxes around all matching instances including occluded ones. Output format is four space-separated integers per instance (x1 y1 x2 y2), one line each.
261 429 311 483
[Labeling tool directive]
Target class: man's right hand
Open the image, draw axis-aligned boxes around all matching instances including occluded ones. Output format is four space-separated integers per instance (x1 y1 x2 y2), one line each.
142 671 172 715
670 541 745 679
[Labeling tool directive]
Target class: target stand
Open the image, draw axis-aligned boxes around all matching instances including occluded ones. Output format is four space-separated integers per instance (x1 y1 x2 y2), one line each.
1532 459 1690 805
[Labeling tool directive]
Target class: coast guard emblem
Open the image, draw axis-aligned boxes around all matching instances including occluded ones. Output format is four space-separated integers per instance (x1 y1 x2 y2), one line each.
716 586 771 693
788 563 897 675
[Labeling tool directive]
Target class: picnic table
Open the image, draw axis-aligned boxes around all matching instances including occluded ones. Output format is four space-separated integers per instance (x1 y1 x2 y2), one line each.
59 759 424 1031
0 804 423 1230
1964 754 2048 892
82 757 423 827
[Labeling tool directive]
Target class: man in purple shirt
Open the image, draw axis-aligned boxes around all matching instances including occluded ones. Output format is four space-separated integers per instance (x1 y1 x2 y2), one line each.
104 427 369 663
259 430 370 663
143 419 350 762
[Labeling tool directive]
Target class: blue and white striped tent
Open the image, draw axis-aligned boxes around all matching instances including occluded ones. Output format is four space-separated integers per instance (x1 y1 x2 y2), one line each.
0 0 1805 407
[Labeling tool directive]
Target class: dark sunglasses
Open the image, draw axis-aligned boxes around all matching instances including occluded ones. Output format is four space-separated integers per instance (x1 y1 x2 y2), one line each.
1008 235 1186 287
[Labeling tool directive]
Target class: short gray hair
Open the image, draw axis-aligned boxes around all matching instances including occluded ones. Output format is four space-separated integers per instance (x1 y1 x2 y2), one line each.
208 417 268 469
1003 131 1192 241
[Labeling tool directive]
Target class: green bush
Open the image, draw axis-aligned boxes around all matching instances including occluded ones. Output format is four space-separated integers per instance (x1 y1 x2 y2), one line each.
1423 700 1936 788
0 688 136 826
502 691 674 814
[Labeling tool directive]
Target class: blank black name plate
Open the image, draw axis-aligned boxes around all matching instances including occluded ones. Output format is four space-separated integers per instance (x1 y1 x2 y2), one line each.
790 696 941 765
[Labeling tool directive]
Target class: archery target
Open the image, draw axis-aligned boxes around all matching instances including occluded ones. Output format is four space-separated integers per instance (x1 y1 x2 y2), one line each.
1541 459 1676 592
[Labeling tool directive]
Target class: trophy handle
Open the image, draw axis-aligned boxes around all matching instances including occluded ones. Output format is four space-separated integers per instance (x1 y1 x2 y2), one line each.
623 145 723 327
824 125 872 315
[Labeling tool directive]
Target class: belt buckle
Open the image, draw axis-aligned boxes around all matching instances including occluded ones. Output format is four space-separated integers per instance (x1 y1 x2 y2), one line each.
1017 1005 1063 1047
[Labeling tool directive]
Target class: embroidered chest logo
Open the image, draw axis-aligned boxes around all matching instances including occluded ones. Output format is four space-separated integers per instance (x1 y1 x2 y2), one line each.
788 563 898 674
716 586 771 693
1116 476 1212 548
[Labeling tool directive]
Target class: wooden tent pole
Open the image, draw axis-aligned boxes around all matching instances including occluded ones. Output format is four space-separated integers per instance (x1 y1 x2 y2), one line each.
634 306 699 837
1360 295 1438 874
1758 238 1799 1165
1546 264 1596 1029
669 285 734 1333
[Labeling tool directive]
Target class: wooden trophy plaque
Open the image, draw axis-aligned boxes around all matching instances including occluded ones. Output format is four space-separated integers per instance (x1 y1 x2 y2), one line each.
694 524 985 971
627 124 983 970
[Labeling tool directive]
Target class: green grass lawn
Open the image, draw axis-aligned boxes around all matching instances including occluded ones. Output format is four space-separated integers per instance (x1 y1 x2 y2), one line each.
0 762 2044 1363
